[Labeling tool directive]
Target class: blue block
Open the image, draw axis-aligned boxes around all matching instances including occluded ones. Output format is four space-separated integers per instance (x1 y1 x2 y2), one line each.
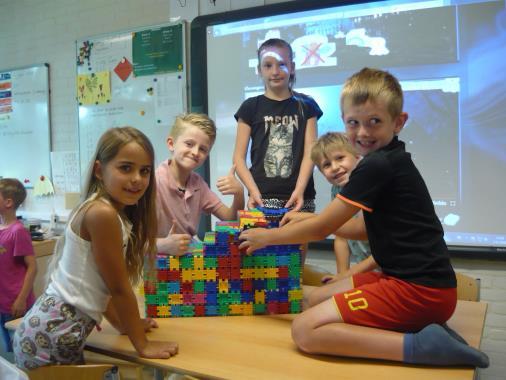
205 305 218 316
253 279 266 290
206 293 217 304
205 281 217 293
265 290 279 302
156 257 168 269
167 281 180 294
241 292 254 303
276 255 291 266
289 278 300 288
170 305 181 317
229 280 242 291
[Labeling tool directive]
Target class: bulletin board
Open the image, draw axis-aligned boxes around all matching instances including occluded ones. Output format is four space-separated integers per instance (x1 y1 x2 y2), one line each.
76 22 187 178
0 64 51 187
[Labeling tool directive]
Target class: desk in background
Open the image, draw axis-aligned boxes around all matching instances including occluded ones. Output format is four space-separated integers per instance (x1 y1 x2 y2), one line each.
63 300 487 380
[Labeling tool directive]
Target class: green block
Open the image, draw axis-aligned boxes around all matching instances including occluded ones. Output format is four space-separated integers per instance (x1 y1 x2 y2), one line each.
266 278 277 290
145 294 158 305
181 305 194 316
242 255 254 267
157 282 168 293
253 303 266 314
217 293 230 304
157 295 168 305
193 280 205 293
219 304 229 315
290 253 301 265
290 301 301 313
180 256 193 269
230 291 241 304
265 255 276 266
289 265 301 278
204 257 217 268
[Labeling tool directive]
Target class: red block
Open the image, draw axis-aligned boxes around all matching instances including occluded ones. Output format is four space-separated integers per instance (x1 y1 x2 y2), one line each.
182 282 193 292
144 281 156 294
230 267 241 279
217 267 231 279
242 279 253 292
146 305 158 317
183 293 193 304
267 302 279 314
278 266 289 278
229 244 240 256
278 302 289 314
218 257 230 267
195 305 205 316
168 270 180 281
193 294 206 304
157 270 169 281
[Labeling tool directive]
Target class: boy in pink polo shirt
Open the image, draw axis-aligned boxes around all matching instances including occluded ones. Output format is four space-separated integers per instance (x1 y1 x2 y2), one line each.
0 178 37 354
156 113 245 255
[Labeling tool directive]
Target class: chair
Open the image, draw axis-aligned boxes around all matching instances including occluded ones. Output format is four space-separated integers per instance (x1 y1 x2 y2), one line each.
0 356 29 380
27 364 118 380
303 263 333 286
84 351 144 380
456 272 480 301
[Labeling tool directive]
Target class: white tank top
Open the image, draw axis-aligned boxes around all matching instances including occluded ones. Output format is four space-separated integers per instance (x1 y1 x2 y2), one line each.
46 197 131 323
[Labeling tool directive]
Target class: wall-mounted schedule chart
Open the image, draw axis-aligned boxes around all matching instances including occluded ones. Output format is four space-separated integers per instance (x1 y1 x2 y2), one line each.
76 22 186 179
0 64 51 187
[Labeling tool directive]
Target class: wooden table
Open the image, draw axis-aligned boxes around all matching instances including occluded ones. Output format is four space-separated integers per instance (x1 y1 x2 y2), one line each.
6 300 487 380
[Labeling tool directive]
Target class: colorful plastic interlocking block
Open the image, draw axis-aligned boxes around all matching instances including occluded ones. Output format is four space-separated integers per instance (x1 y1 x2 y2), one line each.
144 208 302 317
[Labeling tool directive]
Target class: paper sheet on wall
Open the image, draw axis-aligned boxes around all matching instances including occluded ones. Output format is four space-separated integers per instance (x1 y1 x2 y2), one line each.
154 74 184 126
50 151 81 193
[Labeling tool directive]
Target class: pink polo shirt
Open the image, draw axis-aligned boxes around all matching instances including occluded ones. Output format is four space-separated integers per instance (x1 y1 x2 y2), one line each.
0 220 35 313
155 159 223 237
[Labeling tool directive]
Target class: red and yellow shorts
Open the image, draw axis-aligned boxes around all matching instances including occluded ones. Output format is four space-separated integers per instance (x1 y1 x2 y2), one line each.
333 272 457 332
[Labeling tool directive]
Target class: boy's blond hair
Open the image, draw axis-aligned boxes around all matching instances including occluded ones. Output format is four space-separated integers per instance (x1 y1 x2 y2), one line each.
0 178 27 209
340 67 403 119
311 132 358 169
169 113 217 144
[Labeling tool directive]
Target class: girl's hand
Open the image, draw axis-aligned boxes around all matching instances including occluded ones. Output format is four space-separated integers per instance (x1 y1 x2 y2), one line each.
247 193 264 209
216 165 243 196
284 190 304 211
239 228 270 254
139 340 179 359
141 317 158 332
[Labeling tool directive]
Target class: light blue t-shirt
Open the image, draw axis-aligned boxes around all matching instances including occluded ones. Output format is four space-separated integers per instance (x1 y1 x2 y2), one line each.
331 184 371 263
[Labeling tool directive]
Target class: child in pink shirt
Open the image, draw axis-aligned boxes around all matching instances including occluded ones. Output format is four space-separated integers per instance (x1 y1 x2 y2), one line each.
156 113 245 255
0 178 37 353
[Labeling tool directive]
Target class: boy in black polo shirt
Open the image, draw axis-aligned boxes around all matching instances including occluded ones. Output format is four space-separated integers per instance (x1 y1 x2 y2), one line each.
239 68 489 367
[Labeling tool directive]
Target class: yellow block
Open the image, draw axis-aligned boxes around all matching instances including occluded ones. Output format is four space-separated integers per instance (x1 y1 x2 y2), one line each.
169 257 180 270
193 256 204 269
169 294 183 304
288 289 303 301
205 269 217 281
255 290 265 304
182 269 193 282
219 279 229 293
240 268 254 278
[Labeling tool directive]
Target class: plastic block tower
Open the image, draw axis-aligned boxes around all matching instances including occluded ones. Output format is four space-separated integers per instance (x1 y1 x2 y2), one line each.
144 208 303 317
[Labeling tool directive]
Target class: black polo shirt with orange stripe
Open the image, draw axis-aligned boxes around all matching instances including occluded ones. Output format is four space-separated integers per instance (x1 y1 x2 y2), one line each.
338 136 456 288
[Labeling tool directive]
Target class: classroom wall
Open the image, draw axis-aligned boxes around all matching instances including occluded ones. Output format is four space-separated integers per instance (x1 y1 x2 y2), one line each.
0 1 505 378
